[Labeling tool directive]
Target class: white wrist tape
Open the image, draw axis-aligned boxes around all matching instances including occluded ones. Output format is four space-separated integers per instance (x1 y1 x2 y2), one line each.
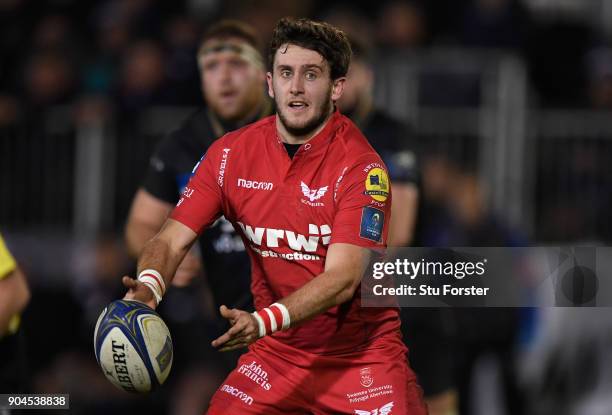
271 302 291 330
137 269 166 304
252 302 291 338
252 311 266 338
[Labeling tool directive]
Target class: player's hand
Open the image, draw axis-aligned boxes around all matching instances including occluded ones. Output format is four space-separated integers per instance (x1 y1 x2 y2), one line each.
172 250 202 287
212 305 260 352
122 276 158 309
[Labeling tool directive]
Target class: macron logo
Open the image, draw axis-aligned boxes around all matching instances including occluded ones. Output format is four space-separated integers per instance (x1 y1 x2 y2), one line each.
238 178 274 191
220 384 254 405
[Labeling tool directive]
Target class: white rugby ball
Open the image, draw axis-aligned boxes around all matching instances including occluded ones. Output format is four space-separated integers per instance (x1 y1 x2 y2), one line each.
94 299 173 393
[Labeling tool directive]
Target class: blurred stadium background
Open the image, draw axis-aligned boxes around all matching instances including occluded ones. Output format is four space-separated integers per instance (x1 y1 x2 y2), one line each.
2 0 612 414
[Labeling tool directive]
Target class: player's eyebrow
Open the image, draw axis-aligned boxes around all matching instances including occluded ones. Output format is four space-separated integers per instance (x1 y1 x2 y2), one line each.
276 64 324 72
302 64 323 72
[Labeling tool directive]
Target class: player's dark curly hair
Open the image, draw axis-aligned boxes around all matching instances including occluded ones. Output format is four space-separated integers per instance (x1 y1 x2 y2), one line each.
268 17 352 80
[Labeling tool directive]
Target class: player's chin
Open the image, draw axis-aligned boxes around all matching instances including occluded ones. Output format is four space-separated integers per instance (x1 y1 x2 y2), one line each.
216 108 240 120
212 101 240 119
283 112 312 128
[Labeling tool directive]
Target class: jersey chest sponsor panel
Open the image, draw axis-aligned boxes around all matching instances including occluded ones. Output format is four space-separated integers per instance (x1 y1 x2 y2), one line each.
219 124 340 298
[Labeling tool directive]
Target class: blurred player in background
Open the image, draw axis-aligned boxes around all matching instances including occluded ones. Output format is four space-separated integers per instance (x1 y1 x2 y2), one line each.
124 20 271 412
0 233 30 393
126 19 270 296
337 37 419 246
123 17 427 414
338 37 457 415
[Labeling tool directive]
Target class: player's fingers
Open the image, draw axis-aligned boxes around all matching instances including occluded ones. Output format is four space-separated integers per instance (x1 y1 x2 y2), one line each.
225 318 248 337
211 331 232 348
122 276 138 290
212 318 251 348
220 332 257 352
219 336 247 348
213 321 260 349
219 305 237 320
220 328 258 349
212 325 243 347
219 342 248 352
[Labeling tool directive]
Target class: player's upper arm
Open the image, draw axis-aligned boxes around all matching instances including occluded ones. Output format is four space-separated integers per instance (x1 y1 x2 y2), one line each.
325 243 371 298
388 182 419 246
156 218 200 256
331 155 392 248
170 143 226 234
125 189 174 257
129 188 174 225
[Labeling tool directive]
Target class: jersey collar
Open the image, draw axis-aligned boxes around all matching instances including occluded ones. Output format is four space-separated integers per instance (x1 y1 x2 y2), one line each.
273 108 343 158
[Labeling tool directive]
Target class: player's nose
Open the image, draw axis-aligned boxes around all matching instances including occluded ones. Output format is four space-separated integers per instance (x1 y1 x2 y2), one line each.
219 63 232 82
289 75 304 95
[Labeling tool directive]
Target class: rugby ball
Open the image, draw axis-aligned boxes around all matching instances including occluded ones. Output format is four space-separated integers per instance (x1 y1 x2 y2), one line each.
94 299 173 393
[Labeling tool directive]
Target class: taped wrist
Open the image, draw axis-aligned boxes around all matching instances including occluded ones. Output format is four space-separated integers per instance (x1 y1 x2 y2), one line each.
137 269 166 305
252 302 290 338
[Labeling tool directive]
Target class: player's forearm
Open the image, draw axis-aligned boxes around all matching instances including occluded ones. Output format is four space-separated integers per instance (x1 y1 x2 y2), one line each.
137 235 188 288
272 244 369 328
278 267 359 325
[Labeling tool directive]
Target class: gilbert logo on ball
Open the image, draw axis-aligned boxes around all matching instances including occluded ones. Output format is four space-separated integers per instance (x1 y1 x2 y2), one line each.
94 300 173 393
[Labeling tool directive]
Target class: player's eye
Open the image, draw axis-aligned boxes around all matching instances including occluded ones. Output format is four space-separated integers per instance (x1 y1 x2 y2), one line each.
229 59 247 69
204 61 219 71
305 71 317 81
280 69 292 78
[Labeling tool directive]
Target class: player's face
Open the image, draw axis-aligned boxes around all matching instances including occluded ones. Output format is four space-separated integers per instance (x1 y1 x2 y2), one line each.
336 60 373 114
267 44 345 138
199 39 265 122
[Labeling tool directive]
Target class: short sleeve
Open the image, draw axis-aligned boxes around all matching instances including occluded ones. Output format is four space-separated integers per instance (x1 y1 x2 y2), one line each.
365 113 420 186
384 147 419 185
0 234 17 279
330 156 392 248
142 135 182 204
170 142 225 235
377 124 419 185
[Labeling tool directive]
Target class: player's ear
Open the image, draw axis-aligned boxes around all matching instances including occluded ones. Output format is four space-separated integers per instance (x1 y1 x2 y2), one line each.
266 72 275 99
257 68 266 83
331 77 346 101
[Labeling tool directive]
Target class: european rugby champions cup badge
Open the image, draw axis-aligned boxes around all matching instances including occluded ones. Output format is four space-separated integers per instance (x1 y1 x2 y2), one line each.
360 367 374 388
360 166 389 242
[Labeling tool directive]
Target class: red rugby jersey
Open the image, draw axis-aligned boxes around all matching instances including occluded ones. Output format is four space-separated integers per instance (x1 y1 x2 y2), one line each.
171 110 399 354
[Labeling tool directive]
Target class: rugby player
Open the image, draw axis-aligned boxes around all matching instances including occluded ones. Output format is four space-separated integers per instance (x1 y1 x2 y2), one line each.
123 17 427 414
0 233 30 392
125 20 271 307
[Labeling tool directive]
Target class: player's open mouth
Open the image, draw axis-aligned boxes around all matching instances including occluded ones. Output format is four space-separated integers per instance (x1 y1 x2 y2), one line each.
288 101 308 110
220 91 237 99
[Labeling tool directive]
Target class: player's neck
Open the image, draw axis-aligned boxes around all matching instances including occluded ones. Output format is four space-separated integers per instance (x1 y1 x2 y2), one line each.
276 108 334 145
